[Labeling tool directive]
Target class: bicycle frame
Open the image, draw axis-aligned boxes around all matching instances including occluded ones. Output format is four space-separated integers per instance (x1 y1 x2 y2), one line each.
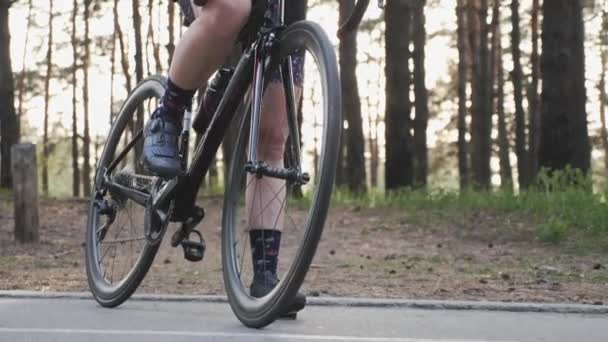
100 0 300 223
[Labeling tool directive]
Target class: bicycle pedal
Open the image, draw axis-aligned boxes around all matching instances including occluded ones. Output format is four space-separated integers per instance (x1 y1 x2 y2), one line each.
182 230 206 262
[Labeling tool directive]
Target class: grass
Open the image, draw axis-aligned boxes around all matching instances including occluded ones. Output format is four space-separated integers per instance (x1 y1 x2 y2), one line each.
193 169 608 246
328 169 608 246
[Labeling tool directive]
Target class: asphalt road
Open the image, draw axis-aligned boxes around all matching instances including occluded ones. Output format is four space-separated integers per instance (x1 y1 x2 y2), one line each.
0 297 606 342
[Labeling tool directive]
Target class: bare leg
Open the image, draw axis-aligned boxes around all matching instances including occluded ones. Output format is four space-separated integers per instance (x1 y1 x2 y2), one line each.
247 84 302 232
143 0 252 178
170 0 251 89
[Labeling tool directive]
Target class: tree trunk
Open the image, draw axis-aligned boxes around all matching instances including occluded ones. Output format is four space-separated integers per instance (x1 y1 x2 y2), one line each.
82 0 92 195
365 76 378 188
167 0 176 66
114 0 132 93
539 0 590 175
599 9 608 172
527 0 541 180
0 0 17 188
133 0 145 157
384 0 414 191
456 0 470 189
492 0 512 191
469 0 492 189
133 0 144 91
110 13 117 125
412 0 429 188
600 45 608 172
335 128 347 187
42 0 54 196
16 0 33 137
71 0 80 197
339 0 366 193
510 0 528 188
147 0 162 74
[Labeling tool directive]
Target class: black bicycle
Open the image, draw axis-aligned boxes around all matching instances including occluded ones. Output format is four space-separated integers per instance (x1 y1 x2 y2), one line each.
85 0 372 328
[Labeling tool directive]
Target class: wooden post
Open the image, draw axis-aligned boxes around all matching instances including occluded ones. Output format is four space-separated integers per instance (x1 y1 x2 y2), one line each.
11 143 39 243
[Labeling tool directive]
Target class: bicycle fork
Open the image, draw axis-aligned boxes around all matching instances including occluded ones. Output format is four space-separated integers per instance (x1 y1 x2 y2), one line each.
244 35 308 186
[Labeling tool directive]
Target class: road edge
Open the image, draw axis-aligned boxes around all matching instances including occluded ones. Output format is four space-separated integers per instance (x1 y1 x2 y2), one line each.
1 290 607 314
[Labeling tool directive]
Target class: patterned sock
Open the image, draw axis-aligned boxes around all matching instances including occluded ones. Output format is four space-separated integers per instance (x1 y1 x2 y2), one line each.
249 229 281 275
161 78 197 117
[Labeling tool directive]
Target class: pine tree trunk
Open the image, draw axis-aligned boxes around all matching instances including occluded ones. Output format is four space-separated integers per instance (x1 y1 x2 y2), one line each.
145 1 152 77
114 0 132 93
339 0 366 193
0 0 18 188
42 0 54 196
133 0 145 160
492 0 513 191
469 0 492 189
133 0 144 90
539 0 590 175
82 0 92 195
412 0 429 188
16 0 33 137
335 129 346 187
600 47 608 172
167 0 176 66
71 0 80 197
527 0 541 181
365 77 378 188
148 0 162 74
110 17 117 125
456 0 470 189
385 0 414 190
599 10 608 172
510 0 528 188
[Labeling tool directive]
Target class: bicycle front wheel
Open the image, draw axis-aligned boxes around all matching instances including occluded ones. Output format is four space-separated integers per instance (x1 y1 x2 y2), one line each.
222 21 342 328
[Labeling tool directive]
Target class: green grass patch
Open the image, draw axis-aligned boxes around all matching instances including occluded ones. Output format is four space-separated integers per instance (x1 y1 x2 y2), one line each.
325 169 608 245
0 256 18 268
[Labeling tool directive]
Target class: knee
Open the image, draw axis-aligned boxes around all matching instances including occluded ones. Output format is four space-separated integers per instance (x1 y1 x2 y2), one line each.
258 118 288 161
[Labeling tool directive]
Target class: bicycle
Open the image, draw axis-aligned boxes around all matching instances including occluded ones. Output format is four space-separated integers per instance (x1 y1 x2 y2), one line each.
85 0 373 328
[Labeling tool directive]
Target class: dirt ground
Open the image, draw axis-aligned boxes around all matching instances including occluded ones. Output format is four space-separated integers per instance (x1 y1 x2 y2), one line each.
1 198 607 305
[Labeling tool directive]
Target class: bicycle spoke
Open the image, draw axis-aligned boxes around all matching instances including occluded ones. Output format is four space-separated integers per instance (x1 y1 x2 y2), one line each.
247 178 288 227
109 242 117 283
270 182 288 231
240 175 260 279
98 209 123 266
125 205 138 274
100 237 147 245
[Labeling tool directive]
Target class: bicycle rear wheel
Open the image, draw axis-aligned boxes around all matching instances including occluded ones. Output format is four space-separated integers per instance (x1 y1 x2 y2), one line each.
222 21 341 328
85 76 167 307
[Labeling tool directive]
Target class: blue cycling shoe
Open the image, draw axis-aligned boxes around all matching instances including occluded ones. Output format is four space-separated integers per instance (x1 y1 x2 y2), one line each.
143 106 183 179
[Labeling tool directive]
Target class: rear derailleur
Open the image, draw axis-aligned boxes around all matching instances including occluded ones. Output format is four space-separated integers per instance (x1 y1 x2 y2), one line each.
171 206 206 262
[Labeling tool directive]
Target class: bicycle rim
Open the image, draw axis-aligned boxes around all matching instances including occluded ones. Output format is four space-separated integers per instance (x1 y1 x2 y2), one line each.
85 76 166 307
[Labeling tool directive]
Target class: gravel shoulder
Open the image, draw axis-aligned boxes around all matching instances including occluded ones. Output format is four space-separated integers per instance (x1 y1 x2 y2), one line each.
1 198 607 305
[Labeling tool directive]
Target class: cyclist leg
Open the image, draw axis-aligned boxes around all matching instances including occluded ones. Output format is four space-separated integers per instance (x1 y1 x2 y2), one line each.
143 0 252 178
246 1 307 313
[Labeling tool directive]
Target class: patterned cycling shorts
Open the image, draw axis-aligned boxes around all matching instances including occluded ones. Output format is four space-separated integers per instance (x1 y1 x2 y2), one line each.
174 0 305 86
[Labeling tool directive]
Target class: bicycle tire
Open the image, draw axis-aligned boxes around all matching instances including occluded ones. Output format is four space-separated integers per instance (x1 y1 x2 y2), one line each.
85 76 167 308
221 21 342 328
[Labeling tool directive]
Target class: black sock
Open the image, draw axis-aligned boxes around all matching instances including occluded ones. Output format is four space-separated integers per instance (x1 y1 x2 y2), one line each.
250 229 281 275
161 78 196 117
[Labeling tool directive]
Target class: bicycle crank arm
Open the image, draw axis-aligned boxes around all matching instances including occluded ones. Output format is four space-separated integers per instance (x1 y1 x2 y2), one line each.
151 177 179 211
